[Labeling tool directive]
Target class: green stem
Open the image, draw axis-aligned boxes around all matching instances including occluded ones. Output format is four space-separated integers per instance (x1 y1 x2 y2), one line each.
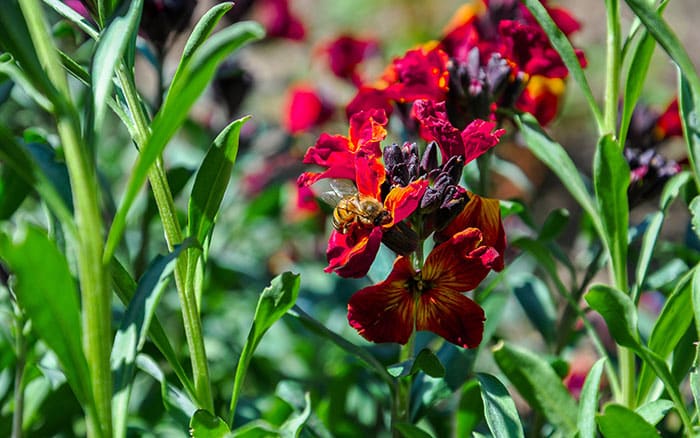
392 334 414 436
115 67 214 412
18 2 111 436
11 306 26 438
603 0 621 137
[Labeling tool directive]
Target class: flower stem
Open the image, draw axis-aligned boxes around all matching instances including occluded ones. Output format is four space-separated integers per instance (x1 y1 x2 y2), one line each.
11 305 26 438
115 67 214 412
393 334 415 435
603 0 620 137
18 2 111 435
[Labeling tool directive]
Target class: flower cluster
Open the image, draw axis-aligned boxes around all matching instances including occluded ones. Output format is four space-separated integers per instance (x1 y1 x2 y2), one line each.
298 109 506 348
345 0 585 128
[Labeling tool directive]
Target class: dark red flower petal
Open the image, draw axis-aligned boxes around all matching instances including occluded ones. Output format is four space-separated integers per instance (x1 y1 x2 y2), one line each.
515 76 565 126
383 179 430 225
655 98 682 140
346 86 394 120
325 227 383 278
416 288 485 349
461 119 505 164
282 84 334 134
324 35 379 86
347 257 416 344
386 45 450 103
348 109 388 153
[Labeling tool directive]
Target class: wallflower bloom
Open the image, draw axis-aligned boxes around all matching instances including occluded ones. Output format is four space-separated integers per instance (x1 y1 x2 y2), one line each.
347 193 505 347
256 0 305 40
325 155 428 278
413 99 505 161
297 109 388 187
282 84 334 134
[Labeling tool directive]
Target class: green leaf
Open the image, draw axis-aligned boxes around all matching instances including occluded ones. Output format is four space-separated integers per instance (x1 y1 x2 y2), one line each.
577 358 605 438
476 373 524 438
111 240 195 438
637 271 693 404
634 211 663 293
619 30 657 146
660 171 691 211
0 225 91 407
105 20 264 260
515 114 604 238
693 268 700 341
511 273 556 344
635 399 673 426
190 410 231 438
229 272 301 423
625 0 700 124
91 0 142 136
585 285 639 348
0 54 53 110
387 348 445 378
679 74 700 190
538 208 570 242
0 165 31 219
596 404 659 437
188 116 249 248
394 422 432 438
136 354 197 422
492 342 578 435
690 343 700 416
42 0 99 39
230 420 279 437
518 0 603 128
690 197 700 240
456 380 483 436
593 135 630 289
279 392 311 438
176 2 236 79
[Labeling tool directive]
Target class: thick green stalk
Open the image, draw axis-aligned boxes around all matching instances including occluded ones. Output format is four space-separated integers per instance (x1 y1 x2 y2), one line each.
392 334 414 436
114 67 214 412
18 1 111 436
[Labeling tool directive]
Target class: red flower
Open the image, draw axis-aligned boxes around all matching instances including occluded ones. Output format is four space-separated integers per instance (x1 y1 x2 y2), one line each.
413 99 505 161
384 43 451 103
282 84 334 134
325 154 428 278
323 35 379 86
347 192 504 347
515 76 565 126
655 98 682 141
297 109 388 187
346 86 394 119
256 0 305 40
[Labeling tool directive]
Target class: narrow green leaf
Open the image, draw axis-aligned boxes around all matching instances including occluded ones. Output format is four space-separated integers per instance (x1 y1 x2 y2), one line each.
538 208 570 242
637 271 693 404
577 358 606 438
690 343 700 416
619 30 656 146
105 21 264 260
188 116 249 247
0 225 91 406
693 268 700 341
593 135 630 289
625 0 700 118
394 423 432 438
634 211 663 293
111 240 195 438
279 392 311 438
511 273 556 344
596 404 659 437
230 420 279 437
0 55 53 110
176 2 235 79
492 342 578 435
388 348 445 378
679 75 700 190
519 0 603 128
635 399 673 425
0 166 31 219
515 114 604 238
190 409 231 438
585 285 639 348
136 354 197 421
229 272 300 424
476 373 524 438
91 0 142 134
42 0 99 39
659 171 691 211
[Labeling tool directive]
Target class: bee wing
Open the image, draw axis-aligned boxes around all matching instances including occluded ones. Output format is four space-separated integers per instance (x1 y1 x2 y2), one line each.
311 178 357 207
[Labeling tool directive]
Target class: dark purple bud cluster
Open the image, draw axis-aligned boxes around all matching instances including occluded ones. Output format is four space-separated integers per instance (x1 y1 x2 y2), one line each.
141 0 197 51
446 48 524 128
625 148 681 208
213 61 254 118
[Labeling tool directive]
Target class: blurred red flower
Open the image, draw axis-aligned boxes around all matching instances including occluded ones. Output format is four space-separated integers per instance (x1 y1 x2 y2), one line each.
322 35 379 86
282 84 334 134
256 0 305 40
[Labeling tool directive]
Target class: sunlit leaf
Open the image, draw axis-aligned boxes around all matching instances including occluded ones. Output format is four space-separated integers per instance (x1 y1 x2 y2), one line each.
456 380 483 436
387 348 445 378
585 285 639 348
190 410 231 438
477 373 524 438
635 399 673 426
394 422 432 438
0 225 91 407
596 404 658 437
577 358 605 438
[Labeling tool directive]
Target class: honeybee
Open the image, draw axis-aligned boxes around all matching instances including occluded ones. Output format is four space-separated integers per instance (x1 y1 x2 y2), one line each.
316 179 392 234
